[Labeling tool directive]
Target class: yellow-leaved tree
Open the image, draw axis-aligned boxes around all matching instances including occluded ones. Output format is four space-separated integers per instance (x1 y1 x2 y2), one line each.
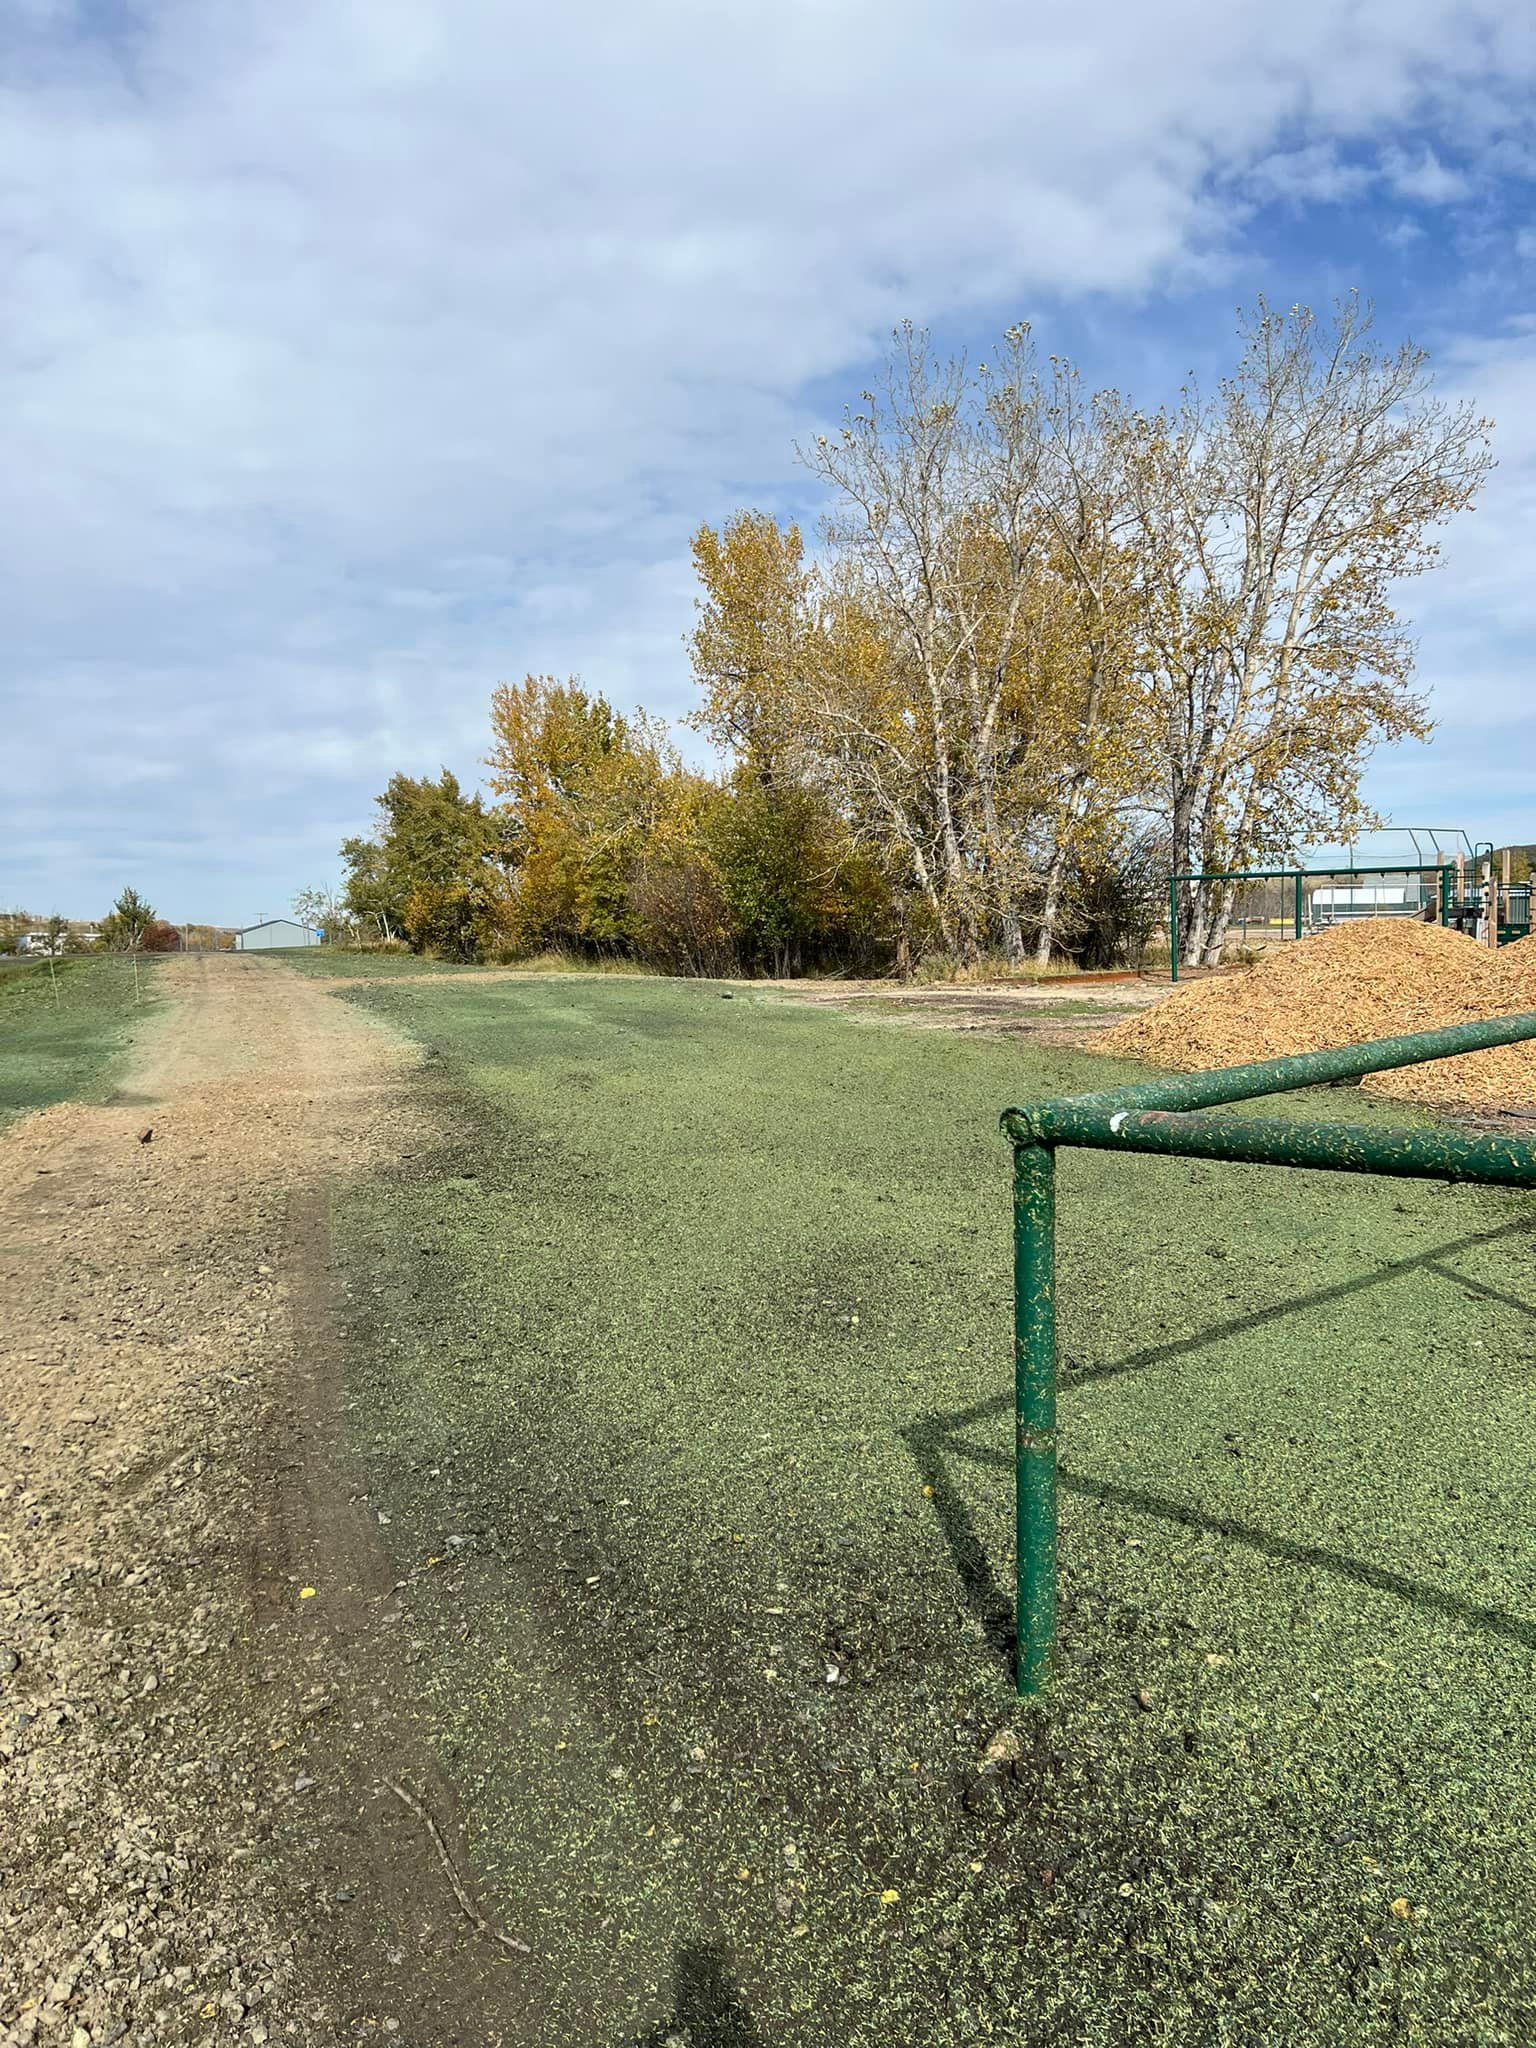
486 674 708 957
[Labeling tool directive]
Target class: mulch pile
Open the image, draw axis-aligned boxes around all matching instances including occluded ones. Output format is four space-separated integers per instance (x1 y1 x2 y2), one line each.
1101 919 1536 1113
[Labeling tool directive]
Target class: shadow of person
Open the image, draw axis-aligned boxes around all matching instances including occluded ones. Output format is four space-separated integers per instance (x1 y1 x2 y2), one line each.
632 1942 763 2048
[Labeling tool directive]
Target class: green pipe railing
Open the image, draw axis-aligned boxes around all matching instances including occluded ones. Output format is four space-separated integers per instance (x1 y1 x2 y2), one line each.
1000 1009 1536 1697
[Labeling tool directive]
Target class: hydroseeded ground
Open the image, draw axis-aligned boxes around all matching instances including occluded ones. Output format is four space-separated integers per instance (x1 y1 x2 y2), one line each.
323 971 1536 2048
0 953 161 1129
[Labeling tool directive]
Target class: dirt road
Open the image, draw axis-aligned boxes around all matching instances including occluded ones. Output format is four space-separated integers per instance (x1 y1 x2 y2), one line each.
0 956 519 2047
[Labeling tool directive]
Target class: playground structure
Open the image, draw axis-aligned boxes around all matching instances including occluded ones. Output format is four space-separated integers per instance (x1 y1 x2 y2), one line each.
1170 831 1532 982
1000 1006 1536 1697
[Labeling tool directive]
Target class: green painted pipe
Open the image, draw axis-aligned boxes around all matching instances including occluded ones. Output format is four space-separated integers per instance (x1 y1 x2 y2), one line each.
1003 1004 1536 1698
1013 1142 1056 1696
1003 1009 1536 1141
1027 1107 1536 1186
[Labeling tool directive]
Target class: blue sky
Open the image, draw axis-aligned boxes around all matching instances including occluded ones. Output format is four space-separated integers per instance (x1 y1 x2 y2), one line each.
4 0 1535 924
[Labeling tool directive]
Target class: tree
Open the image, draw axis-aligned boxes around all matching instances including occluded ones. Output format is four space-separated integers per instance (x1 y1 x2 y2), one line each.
140 921 183 953
692 331 1150 967
100 887 155 951
800 327 1054 964
338 838 401 943
703 774 881 976
292 886 355 945
626 840 737 977
1123 297 1493 965
486 675 704 956
687 514 812 778
342 772 508 960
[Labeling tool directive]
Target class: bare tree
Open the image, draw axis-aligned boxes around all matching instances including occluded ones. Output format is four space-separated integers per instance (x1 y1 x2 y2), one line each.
1124 297 1493 966
797 326 1145 963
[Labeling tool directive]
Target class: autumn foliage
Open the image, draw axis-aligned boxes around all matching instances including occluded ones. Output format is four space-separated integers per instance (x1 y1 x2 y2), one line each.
340 299 1490 975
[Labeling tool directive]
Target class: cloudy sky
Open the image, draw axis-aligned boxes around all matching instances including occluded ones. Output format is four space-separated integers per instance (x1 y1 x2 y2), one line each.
5 0 1536 923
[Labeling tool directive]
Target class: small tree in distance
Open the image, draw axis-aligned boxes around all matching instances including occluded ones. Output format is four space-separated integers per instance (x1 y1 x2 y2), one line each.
42 912 68 1002
101 887 155 951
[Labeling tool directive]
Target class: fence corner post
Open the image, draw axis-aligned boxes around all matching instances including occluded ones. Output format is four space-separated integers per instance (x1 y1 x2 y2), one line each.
1013 1139 1057 1696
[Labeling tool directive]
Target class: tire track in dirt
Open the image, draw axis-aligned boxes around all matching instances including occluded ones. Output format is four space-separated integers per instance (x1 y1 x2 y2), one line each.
0 956 527 2047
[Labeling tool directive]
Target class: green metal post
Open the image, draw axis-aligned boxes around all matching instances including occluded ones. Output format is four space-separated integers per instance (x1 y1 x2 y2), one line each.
1013 1141 1057 1696
999 1005 1536 1701
1169 875 1179 984
1441 866 1452 926
1294 871 1304 941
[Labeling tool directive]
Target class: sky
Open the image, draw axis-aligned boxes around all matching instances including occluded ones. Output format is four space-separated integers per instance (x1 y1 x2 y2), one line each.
4 0 1536 924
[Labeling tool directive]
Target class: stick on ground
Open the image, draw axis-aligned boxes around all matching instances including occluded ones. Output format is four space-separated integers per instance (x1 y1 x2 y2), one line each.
384 1779 531 1957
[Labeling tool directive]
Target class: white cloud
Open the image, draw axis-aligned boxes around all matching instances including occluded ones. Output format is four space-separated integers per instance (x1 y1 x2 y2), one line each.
1356 319 1536 851
1381 145 1475 202
4 0 1536 914
1243 144 1375 206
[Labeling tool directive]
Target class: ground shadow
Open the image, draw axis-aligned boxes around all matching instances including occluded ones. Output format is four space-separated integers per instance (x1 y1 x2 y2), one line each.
903 1215 1536 1675
1069 1216 1532 1392
630 1943 762 2048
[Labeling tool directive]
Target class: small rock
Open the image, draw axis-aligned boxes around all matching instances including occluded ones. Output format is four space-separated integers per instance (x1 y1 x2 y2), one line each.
1133 1688 1154 1711
982 1725 1025 1768
0 1648 18 1674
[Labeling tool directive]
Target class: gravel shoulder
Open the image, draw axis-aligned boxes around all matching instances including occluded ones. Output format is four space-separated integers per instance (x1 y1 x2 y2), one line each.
0 955 525 2047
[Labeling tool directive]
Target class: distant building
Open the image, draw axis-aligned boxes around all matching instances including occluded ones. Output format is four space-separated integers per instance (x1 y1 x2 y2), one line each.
233 919 321 951
1309 883 1422 921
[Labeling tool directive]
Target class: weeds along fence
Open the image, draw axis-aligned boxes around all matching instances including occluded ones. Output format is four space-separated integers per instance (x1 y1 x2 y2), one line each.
1000 1009 1536 1696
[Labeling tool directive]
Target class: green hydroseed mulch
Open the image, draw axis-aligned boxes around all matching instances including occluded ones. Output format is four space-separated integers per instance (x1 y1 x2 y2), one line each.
0 954 161 1129
325 972 1536 2047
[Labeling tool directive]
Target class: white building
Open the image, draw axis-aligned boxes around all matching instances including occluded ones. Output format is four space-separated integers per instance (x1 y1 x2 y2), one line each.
234 919 321 951
1310 884 1422 918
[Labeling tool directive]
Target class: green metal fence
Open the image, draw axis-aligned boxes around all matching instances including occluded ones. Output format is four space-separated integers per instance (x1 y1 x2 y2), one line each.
1000 1009 1536 1696
1167 865 1458 982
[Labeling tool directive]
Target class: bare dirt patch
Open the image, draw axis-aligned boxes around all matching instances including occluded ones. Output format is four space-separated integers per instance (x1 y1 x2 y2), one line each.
0 956 527 2047
755 972 1170 1045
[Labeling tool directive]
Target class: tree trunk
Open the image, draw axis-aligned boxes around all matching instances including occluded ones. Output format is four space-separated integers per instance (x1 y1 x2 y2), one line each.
1200 882 1237 966
1034 847 1070 969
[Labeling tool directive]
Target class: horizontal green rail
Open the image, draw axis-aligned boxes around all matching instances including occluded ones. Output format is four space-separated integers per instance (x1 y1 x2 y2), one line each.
1003 1009 1536 1137
1028 1108 1536 1185
1000 1008 1536 1698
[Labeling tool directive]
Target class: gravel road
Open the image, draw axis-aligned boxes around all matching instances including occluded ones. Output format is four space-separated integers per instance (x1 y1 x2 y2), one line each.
1 956 520 2047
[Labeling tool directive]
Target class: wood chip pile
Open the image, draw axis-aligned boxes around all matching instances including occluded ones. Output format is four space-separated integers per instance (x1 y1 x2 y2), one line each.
1100 920 1536 1112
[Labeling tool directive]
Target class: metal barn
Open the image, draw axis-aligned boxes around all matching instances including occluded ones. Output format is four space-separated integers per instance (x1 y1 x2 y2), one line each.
233 919 321 951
